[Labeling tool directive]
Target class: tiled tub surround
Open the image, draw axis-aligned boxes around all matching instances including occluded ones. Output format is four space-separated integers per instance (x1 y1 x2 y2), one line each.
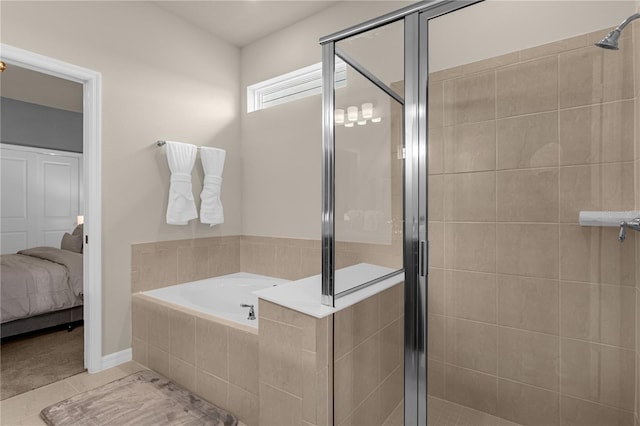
428 25 639 426
132 235 402 292
132 294 261 425
258 300 332 426
333 283 404 426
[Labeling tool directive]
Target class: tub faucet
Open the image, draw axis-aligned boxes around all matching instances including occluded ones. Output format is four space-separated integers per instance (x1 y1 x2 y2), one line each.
619 217 640 242
241 304 256 320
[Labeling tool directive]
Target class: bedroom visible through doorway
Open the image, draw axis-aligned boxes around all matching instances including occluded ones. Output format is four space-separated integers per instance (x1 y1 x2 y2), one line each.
0 64 86 399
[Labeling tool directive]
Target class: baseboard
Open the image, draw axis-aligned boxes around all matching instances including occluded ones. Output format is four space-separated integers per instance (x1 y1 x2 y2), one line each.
101 348 132 370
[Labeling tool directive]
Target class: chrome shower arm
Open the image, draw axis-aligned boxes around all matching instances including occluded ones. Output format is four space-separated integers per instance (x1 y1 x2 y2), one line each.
615 12 640 32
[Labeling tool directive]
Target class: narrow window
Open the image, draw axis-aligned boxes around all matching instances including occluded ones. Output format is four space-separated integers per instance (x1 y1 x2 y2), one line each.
247 59 346 112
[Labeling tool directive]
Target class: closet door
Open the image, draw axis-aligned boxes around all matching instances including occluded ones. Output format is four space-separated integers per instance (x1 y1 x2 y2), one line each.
0 144 81 254
0 147 36 254
38 154 80 247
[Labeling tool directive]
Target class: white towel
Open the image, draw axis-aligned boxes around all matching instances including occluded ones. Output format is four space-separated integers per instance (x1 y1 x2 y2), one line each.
200 146 226 226
166 141 198 225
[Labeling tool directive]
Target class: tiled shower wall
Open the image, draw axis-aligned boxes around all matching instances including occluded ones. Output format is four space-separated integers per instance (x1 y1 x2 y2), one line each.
427 26 639 426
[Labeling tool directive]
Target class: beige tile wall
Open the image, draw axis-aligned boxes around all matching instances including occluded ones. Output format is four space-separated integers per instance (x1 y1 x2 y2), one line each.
131 236 240 292
132 234 401 293
333 283 404 426
131 295 259 425
428 26 638 426
258 300 331 426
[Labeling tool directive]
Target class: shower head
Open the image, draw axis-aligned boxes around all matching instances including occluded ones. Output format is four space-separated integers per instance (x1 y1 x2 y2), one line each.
595 13 640 50
595 29 621 50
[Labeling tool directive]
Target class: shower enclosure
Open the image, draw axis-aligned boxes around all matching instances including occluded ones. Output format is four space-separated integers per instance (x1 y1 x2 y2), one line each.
322 1 640 425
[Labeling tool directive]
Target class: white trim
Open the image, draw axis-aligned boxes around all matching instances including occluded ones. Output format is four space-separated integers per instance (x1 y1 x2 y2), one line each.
1 44 104 373
247 58 347 113
101 348 132 370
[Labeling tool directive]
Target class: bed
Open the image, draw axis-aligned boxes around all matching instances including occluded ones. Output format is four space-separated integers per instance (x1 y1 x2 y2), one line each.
0 226 84 338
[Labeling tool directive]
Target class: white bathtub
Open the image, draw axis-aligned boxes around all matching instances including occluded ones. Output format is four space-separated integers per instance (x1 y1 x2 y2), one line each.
142 272 290 327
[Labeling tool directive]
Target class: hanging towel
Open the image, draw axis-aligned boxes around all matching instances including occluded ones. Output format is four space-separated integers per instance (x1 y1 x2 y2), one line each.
166 141 198 225
200 146 226 226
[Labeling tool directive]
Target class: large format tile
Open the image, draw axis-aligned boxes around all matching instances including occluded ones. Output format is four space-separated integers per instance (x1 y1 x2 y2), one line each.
195 317 229 380
445 318 497 374
496 224 558 279
561 338 635 411
559 225 636 286
561 395 634 426
445 223 496 273
559 41 634 109
559 162 635 223
444 172 496 222
560 281 635 349
64 361 145 394
559 100 635 166
228 328 259 393
496 56 558 118
497 379 560 426
497 275 559 334
169 309 196 365
445 270 496 323
496 168 558 222
259 383 302 426
259 318 303 397
444 365 498 415
444 71 496 126
0 381 78 425
443 121 496 173
497 327 560 391
496 112 559 170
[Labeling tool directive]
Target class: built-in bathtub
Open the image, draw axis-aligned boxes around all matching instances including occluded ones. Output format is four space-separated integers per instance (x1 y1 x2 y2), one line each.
142 272 289 327
131 272 289 426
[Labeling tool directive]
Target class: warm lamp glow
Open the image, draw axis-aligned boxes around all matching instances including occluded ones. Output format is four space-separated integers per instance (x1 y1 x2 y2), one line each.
77 215 84 225
335 109 345 125
347 106 358 122
361 103 373 119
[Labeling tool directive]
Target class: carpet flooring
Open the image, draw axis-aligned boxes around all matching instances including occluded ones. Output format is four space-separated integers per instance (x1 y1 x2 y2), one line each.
40 370 238 426
1 325 84 400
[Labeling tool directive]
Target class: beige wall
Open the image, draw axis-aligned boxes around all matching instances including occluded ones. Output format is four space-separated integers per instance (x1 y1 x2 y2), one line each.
1 1 242 355
240 1 412 240
430 0 635 72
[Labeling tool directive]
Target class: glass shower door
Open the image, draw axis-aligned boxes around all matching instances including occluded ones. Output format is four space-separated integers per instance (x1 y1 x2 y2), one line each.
323 18 406 426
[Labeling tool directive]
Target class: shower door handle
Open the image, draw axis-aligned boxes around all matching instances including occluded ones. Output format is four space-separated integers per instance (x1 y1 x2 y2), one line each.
420 240 428 277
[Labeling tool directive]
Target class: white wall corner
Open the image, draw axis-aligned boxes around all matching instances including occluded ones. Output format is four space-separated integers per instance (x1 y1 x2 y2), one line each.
100 348 132 371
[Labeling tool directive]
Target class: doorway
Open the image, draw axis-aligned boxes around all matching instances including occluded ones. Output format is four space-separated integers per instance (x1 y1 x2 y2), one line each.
1 44 103 374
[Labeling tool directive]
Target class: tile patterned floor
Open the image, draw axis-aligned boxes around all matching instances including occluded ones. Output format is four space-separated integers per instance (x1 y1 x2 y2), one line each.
427 396 521 426
1 361 516 426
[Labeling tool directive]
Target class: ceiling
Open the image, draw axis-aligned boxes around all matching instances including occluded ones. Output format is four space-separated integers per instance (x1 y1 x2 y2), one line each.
153 1 340 47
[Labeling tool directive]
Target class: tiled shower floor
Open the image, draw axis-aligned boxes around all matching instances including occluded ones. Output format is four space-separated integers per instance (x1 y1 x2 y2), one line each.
428 396 522 426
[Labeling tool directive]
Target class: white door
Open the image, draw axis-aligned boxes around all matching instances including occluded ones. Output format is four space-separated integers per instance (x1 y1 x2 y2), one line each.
0 144 82 254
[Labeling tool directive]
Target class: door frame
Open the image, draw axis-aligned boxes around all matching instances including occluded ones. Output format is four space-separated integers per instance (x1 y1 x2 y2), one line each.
1 44 103 373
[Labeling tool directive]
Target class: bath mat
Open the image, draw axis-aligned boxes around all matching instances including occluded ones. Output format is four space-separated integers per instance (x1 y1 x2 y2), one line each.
40 370 237 426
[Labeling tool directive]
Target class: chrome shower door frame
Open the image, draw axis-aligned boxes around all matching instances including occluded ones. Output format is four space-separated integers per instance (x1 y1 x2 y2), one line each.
320 1 483 424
